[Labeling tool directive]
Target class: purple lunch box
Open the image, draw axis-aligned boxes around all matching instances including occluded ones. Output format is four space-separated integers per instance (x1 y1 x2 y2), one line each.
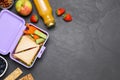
0 10 49 68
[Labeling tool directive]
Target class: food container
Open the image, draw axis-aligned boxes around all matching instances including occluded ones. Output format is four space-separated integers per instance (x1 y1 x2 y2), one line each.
0 10 49 68
0 0 14 9
0 56 8 77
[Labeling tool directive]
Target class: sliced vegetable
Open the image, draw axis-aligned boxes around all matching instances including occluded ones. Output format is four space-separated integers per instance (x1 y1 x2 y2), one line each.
34 30 47 39
36 38 45 44
30 34 40 40
24 23 47 44
24 23 37 34
33 35 39 40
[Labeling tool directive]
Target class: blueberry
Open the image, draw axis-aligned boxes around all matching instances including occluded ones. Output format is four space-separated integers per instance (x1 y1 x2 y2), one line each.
0 69 4 75
0 64 5 69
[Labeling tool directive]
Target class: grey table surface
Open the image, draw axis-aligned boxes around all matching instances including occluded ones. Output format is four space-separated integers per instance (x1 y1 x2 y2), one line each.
1 0 120 80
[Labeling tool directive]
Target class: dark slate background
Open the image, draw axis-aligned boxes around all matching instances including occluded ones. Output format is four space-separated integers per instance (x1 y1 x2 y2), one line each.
1 0 120 80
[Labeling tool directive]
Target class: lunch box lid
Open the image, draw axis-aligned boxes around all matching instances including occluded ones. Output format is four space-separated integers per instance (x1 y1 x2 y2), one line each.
0 10 26 55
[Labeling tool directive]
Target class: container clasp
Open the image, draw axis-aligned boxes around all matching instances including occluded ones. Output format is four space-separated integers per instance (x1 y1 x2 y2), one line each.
37 46 46 58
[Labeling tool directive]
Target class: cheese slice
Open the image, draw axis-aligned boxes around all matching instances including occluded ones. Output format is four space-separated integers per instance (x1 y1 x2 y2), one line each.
15 35 38 53
14 46 40 66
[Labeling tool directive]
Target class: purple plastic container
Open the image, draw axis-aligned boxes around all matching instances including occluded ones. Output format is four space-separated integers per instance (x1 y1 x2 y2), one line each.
0 10 49 68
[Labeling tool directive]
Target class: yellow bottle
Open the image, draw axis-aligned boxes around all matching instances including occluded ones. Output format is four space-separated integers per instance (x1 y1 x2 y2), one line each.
33 0 55 27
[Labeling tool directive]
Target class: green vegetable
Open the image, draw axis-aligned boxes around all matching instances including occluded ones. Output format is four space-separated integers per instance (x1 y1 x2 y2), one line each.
34 30 47 39
36 38 45 44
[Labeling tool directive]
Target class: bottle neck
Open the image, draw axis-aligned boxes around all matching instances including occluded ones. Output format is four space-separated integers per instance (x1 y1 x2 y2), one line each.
43 14 55 27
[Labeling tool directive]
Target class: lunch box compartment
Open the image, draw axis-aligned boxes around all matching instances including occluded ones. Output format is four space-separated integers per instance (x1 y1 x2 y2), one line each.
0 10 49 68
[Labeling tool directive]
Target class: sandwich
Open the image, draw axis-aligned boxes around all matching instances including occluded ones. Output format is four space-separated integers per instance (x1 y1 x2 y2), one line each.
14 35 41 66
14 45 40 66
15 35 38 53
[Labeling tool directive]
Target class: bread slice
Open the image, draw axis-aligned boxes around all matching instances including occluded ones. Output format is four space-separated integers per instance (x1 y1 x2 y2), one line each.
4 68 23 80
14 46 40 66
15 35 38 53
19 73 34 80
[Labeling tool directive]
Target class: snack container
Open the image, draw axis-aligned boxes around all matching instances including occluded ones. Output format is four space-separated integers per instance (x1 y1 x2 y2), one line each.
0 10 49 68
0 56 8 77
0 0 14 9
